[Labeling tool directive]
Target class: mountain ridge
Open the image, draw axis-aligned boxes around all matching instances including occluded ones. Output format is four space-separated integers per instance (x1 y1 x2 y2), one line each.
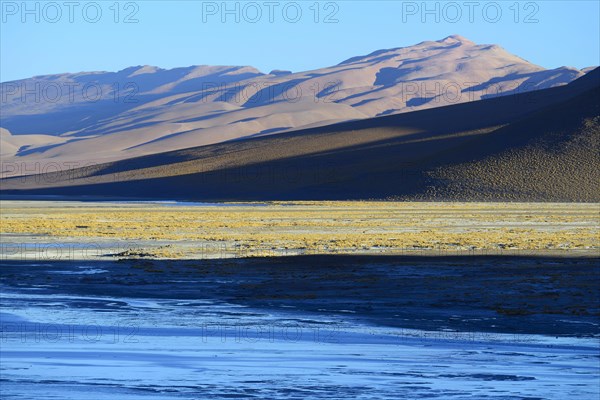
2 68 598 202
1 35 594 171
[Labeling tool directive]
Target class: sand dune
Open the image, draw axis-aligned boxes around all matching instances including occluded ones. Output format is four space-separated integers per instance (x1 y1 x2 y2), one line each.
0 35 587 166
2 68 598 202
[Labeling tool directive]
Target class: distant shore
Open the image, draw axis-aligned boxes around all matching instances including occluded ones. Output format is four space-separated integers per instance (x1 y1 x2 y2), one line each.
1 200 598 260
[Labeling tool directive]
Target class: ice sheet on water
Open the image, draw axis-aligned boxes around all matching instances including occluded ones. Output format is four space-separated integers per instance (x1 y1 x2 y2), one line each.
1 262 599 399
2 292 599 399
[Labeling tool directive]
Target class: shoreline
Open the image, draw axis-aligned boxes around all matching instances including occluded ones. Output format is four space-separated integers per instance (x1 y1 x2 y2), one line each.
1 200 598 259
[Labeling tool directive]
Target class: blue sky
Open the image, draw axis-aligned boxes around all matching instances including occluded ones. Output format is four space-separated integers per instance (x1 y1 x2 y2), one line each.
1 0 599 82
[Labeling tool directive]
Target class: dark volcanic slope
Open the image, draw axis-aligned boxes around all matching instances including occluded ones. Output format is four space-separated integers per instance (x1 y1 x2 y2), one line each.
1 69 599 201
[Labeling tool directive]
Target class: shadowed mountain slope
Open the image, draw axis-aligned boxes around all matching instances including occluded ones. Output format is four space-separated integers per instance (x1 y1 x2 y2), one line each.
1 35 588 167
1 69 598 201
